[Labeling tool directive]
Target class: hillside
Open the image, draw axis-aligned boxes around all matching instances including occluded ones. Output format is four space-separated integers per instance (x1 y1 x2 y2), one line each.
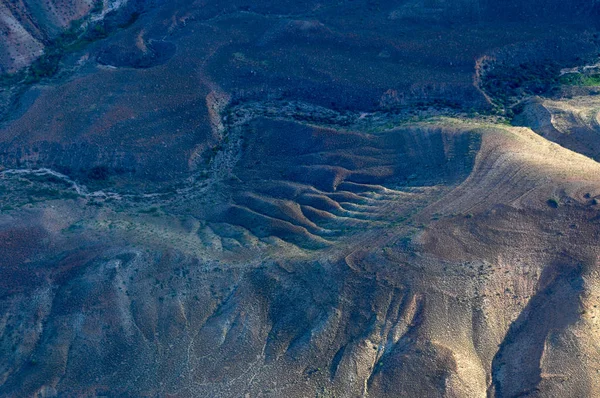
2 1 600 397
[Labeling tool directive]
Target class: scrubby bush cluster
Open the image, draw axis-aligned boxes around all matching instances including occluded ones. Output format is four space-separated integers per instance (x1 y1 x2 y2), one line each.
480 60 562 107
559 72 600 86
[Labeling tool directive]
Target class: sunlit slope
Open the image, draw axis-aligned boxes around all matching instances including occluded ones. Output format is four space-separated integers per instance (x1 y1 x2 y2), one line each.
2 115 600 397
407 123 600 397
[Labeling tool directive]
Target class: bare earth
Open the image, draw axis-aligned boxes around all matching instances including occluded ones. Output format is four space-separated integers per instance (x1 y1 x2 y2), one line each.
2 1 600 397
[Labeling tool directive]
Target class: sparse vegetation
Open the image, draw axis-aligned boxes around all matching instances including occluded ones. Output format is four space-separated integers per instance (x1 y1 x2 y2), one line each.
26 51 62 82
139 207 160 214
559 72 600 87
480 60 562 108
0 3 122 88
88 166 111 181
547 198 559 208
3 2 600 397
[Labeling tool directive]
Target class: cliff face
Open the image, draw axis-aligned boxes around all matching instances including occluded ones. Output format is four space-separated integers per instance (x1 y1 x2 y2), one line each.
0 0 129 73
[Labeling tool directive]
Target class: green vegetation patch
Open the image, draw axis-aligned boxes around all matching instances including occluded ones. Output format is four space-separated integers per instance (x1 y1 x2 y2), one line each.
559 72 600 86
26 187 79 201
480 60 562 108
0 0 120 87
547 198 559 208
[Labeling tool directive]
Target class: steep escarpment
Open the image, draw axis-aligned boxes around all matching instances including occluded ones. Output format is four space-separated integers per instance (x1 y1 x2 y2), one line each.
0 0 110 73
514 96 600 162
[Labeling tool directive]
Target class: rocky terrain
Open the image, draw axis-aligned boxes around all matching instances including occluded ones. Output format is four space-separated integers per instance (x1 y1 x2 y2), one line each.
2 0 600 397
0 0 130 74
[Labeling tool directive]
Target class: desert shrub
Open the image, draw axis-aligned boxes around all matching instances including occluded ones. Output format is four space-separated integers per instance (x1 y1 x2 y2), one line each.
28 51 61 80
88 166 110 180
547 198 559 208
25 173 71 187
139 207 159 214
27 188 61 198
91 0 103 14
559 73 600 86
481 60 561 107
